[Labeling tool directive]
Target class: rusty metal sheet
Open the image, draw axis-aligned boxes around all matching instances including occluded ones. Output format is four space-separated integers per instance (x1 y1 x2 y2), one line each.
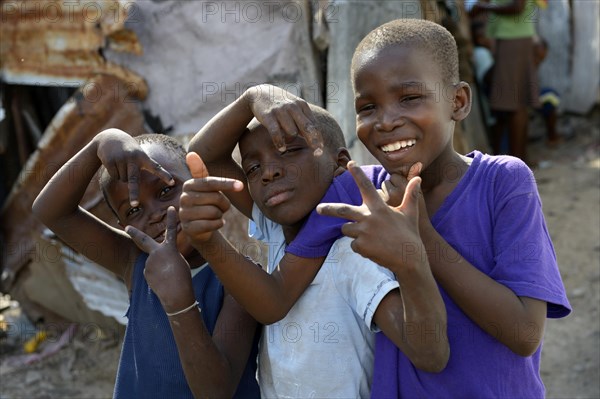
0 0 147 98
0 73 148 295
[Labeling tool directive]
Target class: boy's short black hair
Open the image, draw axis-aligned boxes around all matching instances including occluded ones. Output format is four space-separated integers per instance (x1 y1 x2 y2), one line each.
98 133 187 221
307 103 346 152
134 133 188 161
246 103 346 153
351 19 459 86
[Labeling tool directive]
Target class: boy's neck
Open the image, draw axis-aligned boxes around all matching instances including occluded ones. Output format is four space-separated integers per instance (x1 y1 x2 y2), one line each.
420 150 472 216
420 148 468 193
282 216 308 245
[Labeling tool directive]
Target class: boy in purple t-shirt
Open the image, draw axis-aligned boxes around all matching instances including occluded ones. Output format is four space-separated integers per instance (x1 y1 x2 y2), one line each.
312 19 571 398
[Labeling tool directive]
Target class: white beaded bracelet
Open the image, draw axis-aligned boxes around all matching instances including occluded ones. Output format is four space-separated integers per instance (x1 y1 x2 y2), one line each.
165 300 200 317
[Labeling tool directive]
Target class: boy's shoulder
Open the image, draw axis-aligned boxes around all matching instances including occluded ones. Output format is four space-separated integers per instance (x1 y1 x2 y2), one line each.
462 151 539 206
331 164 388 199
468 151 535 186
334 164 387 186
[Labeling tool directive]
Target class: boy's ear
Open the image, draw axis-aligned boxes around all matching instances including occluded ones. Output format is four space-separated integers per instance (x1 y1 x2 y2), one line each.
336 147 351 169
333 147 351 177
451 82 472 122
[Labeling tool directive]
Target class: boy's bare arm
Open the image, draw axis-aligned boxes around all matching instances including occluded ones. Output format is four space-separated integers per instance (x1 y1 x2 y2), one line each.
181 154 323 324
380 166 547 356
188 84 321 219
187 92 254 218
127 208 256 397
31 129 165 281
319 163 547 357
419 226 547 357
194 231 323 325
165 293 257 398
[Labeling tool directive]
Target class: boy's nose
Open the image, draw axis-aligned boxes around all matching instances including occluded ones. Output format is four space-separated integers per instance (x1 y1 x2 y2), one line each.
261 163 283 183
375 106 405 132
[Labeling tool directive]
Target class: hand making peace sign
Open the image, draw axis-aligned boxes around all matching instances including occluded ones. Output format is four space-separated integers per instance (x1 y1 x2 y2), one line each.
317 161 426 274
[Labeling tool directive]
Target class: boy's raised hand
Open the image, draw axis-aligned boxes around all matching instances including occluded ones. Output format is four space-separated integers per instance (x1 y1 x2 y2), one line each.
179 152 244 245
95 129 174 207
125 207 194 309
246 84 324 154
379 162 423 207
317 161 425 272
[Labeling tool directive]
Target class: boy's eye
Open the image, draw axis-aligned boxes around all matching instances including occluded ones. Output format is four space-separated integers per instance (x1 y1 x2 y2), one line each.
357 103 375 114
402 95 422 102
280 147 302 156
245 164 260 176
159 186 173 197
126 206 141 217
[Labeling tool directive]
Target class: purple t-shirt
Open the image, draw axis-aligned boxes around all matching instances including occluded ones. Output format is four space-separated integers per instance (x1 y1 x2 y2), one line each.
290 151 571 398
286 165 389 258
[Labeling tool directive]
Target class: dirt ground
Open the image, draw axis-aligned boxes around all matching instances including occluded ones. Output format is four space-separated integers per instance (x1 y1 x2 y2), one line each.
0 110 599 399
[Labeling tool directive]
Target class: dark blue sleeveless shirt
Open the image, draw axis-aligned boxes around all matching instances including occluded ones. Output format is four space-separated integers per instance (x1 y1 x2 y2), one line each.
113 253 259 398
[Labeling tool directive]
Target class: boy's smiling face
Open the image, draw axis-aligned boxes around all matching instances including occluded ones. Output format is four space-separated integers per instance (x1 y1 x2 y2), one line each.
105 142 195 257
240 125 340 232
353 44 462 177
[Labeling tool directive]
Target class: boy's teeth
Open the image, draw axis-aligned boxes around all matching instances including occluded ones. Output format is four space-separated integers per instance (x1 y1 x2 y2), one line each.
381 139 416 152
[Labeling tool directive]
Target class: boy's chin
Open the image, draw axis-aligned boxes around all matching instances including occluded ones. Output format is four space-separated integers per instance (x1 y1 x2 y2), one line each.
265 210 306 227
260 201 312 224
380 160 413 177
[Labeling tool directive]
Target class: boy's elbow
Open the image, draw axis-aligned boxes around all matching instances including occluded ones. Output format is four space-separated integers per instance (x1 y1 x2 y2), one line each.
511 340 541 357
414 345 450 373
257 308 288 325
255 302 294 325
259 315 282 325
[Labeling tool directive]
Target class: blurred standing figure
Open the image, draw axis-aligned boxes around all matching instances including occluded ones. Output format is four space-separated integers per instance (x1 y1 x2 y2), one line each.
471 0 539 164
533 36 564 147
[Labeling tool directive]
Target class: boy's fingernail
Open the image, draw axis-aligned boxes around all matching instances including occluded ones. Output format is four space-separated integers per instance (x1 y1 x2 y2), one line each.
130 200 139 207
233 181 244 190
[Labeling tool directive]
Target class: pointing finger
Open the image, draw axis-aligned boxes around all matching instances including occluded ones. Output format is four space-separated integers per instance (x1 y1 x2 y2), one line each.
398 176 422 220
165 206 178 244
347 161 386 211
183 176 244 194
316 202 367 222
127 162 141 207
297 101 324 155
303 124 324 156
143 157 175 186
125 225 158 254
382 178 405 207
261 115 286 152
186 152 209 179
407 162 423 181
